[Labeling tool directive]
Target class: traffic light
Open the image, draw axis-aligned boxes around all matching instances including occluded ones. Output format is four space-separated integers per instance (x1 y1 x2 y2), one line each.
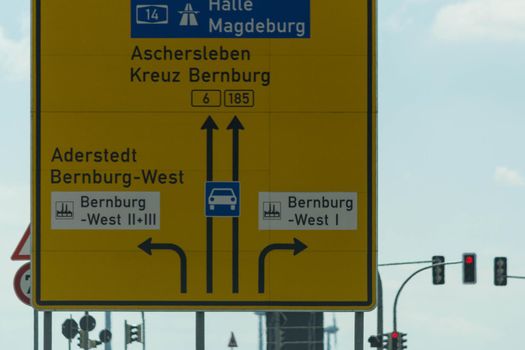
368 334 383 348
79 315 96 332
383 333 389 349
494 257 507 286
125 321 143 344
462 253 477 284
61 319 79 340
385 331 407 350
390 332 399 350
398 332 407 349
77 330 98 349
432 255 445 285
99 329 112 343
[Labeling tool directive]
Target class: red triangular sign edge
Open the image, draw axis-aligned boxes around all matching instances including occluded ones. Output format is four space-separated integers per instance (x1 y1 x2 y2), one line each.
11 224 30 261
228 332 238 348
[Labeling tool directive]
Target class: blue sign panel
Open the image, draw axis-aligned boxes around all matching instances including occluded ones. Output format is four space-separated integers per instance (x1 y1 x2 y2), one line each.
131 0 310 38
205 182 240 217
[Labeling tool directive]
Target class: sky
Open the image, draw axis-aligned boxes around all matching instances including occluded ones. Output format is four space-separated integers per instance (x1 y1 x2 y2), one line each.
1 0 525 349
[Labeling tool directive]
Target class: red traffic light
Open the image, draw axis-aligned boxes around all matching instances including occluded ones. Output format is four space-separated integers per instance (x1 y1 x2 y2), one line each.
463 253 477 284
391 332 399 339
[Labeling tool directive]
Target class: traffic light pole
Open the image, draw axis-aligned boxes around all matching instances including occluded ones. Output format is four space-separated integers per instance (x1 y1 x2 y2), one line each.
84 312 90 350
377 273 383 350
142 312 146 350
377 259 434 341
105 312 111 350
392 261 461 330
68 314 72 350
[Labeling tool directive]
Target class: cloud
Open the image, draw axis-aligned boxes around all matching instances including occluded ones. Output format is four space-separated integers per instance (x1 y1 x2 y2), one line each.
384 0 431 32
433 0 525 42
494 166 525 187
0 24 30 82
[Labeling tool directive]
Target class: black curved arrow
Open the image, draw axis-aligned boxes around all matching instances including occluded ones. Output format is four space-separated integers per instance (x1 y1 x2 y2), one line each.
258 238 308 293
201 116 218 293
138 238 187 293
227 116 244 294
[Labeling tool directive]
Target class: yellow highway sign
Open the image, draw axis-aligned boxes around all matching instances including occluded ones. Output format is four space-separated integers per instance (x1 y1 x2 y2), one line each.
32 0 377 310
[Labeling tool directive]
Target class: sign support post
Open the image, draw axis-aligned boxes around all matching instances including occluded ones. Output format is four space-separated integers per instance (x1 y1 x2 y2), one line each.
43 311 52 350
355 312 364 350
34 310 39 350
196 312 205 350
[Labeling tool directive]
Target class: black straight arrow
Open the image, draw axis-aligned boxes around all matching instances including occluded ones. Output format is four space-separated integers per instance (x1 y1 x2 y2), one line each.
227 116 244 182
258 238 308 294
201 116 218 294
201 116 218 181
228 116 244 294
138 238 187 293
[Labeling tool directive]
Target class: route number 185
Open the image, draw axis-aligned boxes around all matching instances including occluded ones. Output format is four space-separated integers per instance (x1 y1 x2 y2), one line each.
225 90 254 107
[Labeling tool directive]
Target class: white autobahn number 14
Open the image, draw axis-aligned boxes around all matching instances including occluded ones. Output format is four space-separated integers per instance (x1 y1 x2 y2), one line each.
145 8 160 21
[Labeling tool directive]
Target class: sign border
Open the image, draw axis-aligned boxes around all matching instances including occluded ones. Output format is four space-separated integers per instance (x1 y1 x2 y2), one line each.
33 0 376 309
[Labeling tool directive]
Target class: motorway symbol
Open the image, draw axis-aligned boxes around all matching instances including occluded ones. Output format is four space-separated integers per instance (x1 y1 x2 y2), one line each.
138 238 188 293
13 262 31 305
258 238 308 293
11 224 30 261
178 3 199 26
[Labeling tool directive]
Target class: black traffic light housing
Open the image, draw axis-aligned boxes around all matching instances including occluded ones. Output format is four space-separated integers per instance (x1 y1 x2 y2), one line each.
462 253 477 284
494 257 507 286
390 332 399 350
398 332 407 349
61 319 79 340
125 321 143 344
432 255 445 285
386 331 407 350
368 334 383 348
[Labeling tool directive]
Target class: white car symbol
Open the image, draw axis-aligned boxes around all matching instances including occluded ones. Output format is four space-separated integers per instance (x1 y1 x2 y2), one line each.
208 188 237 210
